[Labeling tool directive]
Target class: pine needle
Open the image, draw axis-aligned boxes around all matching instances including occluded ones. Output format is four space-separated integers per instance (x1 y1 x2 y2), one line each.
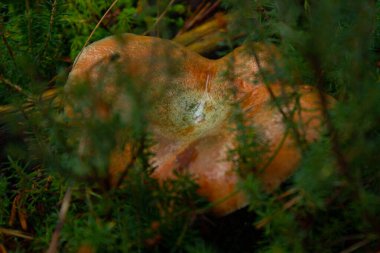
143 0 176 36
73 0 119 67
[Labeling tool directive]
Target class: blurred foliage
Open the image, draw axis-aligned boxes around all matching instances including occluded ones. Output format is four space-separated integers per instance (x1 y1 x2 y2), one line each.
224 0 380 252
1 0 380 252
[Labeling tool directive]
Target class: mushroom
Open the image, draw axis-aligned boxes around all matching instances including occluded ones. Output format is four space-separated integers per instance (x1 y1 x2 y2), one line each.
65 33 334 216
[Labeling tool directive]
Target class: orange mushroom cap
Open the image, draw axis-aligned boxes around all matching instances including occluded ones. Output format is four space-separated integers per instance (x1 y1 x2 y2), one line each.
65 33 334 216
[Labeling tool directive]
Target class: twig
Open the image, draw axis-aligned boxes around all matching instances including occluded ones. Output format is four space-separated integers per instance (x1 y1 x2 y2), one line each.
0 105 16 115
38 0 57 60
115 136 146 188
173 13 230 47
0 75 32 98
114 148 138 189
276 187 299 200
255 194 302 229
176 0 221 35
25 0 32 52
0 22 17 67
0 227 34 240
309 55 351 180
143 0 176 36
73 0 119 67
195 188 240 215
251 50 306 151
0 243 6 253
340 237 374 253
174 216 192 252
0 87 60 115
46 186 72 253
180 0 208 34
198 0 221 23
259 118 291 173
185 29 244 54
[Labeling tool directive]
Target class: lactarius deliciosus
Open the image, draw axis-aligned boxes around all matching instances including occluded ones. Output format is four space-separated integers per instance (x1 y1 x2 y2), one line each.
65 33 334 216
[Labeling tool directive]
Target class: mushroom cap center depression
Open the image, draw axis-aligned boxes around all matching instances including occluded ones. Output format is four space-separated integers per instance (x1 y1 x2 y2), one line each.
149 82 231 142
